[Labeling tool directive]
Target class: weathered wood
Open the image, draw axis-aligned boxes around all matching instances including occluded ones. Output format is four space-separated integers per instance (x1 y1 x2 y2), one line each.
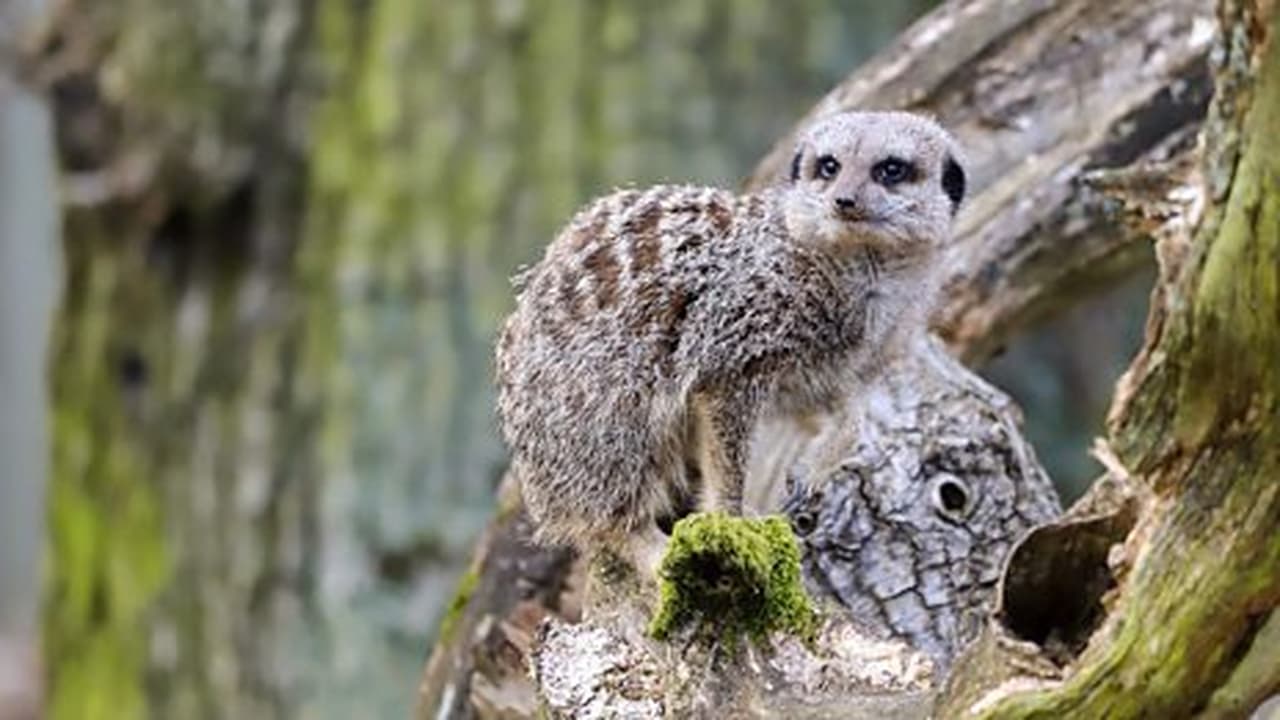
418 480 577 720
535 585 937 719
419 0 1220 717
778 336 1061 672
934 0 1280 714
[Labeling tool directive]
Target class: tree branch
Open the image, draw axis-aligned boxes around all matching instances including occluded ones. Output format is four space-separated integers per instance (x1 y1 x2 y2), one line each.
747 0 1213 363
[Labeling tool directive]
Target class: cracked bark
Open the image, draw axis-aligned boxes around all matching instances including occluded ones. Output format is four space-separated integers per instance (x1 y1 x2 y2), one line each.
420 0 1266 718
778 335 1062 675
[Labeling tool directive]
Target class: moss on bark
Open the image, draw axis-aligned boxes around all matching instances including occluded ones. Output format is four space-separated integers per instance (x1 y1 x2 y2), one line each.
435 567 480 648
648 513 817 647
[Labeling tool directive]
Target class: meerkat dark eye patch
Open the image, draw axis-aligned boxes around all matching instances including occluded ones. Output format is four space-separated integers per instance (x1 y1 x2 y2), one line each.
790 151 803 182
870 157 917 186
942 155 966 214
814 155 841 181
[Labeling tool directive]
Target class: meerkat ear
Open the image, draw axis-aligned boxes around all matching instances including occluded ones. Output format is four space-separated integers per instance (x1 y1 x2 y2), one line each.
790 148 804 183
942 155 966 214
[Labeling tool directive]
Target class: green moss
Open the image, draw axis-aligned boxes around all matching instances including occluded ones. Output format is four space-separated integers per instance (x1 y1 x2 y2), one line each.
647 513 817 647
46 221 172 720
436 567 480 646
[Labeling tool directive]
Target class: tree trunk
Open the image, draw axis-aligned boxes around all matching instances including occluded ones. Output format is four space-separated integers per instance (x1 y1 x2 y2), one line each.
33 1 933 718
419 0 1277 717
935 0 1280 713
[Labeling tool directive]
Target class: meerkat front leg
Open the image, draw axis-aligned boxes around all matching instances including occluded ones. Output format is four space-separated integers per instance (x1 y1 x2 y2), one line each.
693 393 754 515
625 524 672 580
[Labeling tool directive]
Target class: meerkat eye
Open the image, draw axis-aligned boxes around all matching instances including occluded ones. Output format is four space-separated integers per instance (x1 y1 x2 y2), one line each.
814 155 841 181
942 155 966 214
871 157 917 186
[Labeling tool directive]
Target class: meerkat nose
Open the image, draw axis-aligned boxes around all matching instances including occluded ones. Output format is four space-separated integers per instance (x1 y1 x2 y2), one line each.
835 197 862 219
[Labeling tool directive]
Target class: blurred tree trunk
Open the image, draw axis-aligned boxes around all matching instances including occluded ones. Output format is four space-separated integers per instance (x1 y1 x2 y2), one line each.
33 1 933 718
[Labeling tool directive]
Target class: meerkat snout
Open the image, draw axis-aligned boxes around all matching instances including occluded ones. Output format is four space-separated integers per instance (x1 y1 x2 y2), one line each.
834 196 861 218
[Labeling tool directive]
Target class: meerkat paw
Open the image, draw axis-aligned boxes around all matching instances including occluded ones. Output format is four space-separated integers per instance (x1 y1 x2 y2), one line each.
626 525 670 581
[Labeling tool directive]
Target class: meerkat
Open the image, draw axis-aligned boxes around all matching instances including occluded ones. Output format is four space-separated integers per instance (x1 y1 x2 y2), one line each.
495 111 966 577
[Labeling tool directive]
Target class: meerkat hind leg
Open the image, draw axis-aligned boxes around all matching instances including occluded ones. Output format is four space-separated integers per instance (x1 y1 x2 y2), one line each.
693 395 750 516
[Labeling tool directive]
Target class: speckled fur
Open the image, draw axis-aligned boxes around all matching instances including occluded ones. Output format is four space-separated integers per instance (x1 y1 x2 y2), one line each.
495 112 965 568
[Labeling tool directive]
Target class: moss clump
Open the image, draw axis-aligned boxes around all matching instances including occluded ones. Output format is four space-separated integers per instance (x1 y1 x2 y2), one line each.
648 513 817 646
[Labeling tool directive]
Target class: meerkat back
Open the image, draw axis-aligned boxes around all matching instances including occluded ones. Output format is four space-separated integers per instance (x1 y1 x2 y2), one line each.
495 186 740 554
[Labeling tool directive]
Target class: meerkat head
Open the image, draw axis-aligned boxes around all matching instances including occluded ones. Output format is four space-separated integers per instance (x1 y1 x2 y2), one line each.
782 111 965 259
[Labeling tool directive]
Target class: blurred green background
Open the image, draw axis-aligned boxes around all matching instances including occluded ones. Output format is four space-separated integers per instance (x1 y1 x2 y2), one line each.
0 0 1148 717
